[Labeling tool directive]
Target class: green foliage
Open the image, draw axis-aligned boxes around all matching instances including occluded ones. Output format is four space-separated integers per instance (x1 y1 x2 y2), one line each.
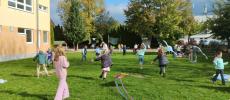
50 21 55 47
208 0 230 48
62 0 88 45
125 0 199 44
54 25 65 41
94 11 120 41
58 0 105 44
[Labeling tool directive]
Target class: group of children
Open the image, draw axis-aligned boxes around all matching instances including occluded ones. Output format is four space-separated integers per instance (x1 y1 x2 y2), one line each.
31 41 229 99
33 49 54 78
33 46 70 100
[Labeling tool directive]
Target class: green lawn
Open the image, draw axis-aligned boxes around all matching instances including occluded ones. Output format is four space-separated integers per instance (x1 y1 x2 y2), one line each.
0 52 230 100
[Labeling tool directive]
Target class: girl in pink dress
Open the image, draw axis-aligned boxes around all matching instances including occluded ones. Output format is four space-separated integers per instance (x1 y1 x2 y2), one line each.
54 47 70 100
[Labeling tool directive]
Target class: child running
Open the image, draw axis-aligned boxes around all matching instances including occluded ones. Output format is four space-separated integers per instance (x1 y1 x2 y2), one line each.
211 51 228 85
95 50 112 80
137 43 147 69
33 50 49 78
54 46 70 100
153 49 169 77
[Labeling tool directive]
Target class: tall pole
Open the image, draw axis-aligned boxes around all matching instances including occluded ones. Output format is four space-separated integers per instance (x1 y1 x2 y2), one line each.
36 0 39 52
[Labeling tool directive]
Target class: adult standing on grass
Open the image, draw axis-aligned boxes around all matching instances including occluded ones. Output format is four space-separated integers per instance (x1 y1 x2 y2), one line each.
212 51 228 85
123 45 127 55
54 46 70 100
190 41 208 63
136 43 146 69
81 45 87 61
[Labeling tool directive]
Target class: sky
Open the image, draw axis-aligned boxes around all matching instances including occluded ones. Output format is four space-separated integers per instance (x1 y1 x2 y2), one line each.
50 0 129 25
51 0 215 25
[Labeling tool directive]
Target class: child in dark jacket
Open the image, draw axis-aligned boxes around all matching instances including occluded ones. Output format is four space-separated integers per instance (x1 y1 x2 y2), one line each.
153 49 169 77
95 50 112 80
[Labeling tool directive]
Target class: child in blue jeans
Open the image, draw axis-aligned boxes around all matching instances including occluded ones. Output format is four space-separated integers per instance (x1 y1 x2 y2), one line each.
212 51 228 85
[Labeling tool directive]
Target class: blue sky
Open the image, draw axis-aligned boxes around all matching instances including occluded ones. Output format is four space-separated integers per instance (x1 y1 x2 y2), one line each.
51 0 129 25
51 0 215 25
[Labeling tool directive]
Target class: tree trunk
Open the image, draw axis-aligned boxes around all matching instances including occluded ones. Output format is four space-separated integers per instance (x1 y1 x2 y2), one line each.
188 33 191 43
76 43 79 51
73 42 76 51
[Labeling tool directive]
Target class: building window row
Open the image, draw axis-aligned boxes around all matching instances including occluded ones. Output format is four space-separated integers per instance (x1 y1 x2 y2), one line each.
39 4 48 12
17 28 48 44
8 0 32 12
17 28 32 43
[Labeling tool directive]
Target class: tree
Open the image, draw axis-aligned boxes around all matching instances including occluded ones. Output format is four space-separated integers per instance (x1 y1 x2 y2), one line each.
125 0 198 44
54 25 64 41
209 0 230 48
50 20 55 47
63 0 87 50
58 0 105 44
94 11 120 41
80 0 104 37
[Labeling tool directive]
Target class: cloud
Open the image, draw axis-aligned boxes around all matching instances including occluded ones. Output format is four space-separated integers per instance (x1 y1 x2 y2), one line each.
106 3 128 23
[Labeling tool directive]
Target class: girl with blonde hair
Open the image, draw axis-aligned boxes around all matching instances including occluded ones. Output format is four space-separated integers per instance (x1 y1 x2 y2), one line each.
53 46 70 100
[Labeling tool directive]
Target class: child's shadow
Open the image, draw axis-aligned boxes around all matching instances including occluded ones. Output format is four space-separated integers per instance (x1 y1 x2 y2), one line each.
68 75 96 80
11 73 32 77
0 90 51 100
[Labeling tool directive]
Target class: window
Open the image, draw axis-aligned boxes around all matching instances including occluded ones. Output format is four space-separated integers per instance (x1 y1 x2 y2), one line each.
8 0 16 7
0 25 2 32
39 4 48 12
43 31 48 43
18 28 26 34
8 0 32 12
26 29 33 43
9 26 14 32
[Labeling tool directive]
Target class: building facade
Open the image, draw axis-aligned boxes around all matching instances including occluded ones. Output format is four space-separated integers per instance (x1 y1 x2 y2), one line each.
0 0 51 62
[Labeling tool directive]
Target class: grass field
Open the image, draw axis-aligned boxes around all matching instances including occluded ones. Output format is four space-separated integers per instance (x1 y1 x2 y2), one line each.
0 52 230 100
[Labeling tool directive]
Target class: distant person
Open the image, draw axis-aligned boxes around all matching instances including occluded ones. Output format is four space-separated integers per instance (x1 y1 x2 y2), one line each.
212 51 228 85
33 50 49 78
81 45 87 61
95 50 113 80
133 44 138 54
191 45 208 63
47 48 54 67
101 42 109 54
153 48 169 77
95 46 101 57
136 43 147 69
123 45 127 55
54 47 70 100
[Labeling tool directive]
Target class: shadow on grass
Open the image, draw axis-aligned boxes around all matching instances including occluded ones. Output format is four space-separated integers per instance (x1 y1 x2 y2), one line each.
197 85 230 93
11 73 33 77
68 75 96 80
168 77 196 83
0 90 51 100
100 81 116 87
